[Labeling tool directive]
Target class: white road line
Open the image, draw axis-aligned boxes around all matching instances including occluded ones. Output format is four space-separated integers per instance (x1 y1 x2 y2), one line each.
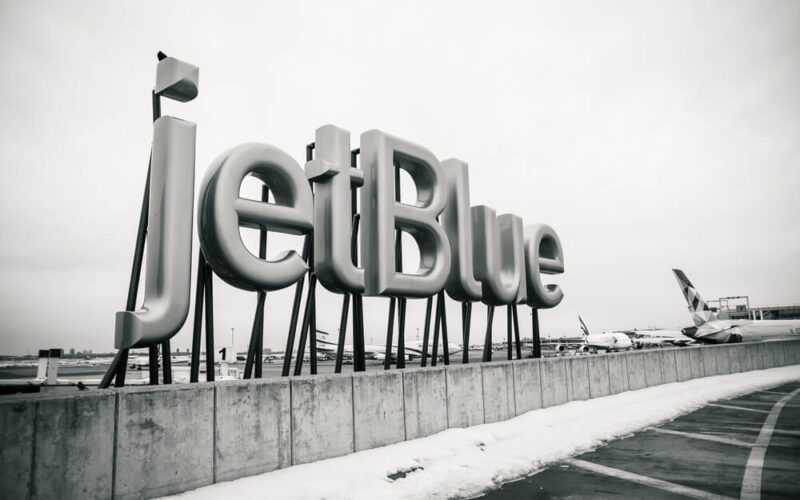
756 390 789 396
564 458 734 500
740 387 800 500
649 427 753 448
707 403 770 414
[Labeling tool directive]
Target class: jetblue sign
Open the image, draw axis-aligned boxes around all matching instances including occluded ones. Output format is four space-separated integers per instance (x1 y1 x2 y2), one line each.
115 57 564 350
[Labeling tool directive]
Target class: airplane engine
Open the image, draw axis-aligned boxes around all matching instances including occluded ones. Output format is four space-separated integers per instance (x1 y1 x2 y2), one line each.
577 345 590 353
554 344 566 352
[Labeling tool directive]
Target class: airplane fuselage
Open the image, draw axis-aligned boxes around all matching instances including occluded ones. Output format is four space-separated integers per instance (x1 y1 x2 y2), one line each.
685 319 800 344
584 332 632 352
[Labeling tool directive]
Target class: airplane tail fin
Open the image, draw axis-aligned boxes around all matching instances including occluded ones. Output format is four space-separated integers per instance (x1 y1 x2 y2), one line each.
672 269 718 326
578 315 590 337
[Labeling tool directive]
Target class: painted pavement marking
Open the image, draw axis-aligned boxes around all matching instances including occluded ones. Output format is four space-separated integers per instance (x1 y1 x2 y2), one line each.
707 403 770 415
563 458 735 500
649 426 753 448
739 387 800 500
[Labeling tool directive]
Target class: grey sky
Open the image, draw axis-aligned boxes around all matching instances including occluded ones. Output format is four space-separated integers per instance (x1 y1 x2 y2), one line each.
1 0 799 355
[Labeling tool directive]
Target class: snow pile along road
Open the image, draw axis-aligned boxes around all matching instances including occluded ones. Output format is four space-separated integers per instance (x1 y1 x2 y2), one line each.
164 365 800 500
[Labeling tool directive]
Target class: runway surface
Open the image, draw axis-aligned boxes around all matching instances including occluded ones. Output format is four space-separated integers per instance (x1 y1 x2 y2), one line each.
481 382 800 499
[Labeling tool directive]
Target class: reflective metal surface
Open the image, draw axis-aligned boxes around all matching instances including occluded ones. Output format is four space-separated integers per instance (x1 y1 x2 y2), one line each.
198 143 314 291
155 56 199 102
441 159 482 302
115 117 197 348
306 125 365 293
359 130 451 297
472 207 525 305
523 223 565 308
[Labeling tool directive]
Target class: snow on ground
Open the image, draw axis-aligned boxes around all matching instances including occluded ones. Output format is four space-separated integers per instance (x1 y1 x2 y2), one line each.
164 365 800 500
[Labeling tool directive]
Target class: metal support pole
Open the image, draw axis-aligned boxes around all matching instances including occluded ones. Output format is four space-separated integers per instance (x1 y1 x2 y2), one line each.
161 340 172 383
204 262 215 381
431 297 441 367
439 292 450 365
309 280 317 375
189 251 206 382
335 294 350 374
506 305 513 360
384 298 396 370
281 236 310 377
101 158 151 388
114 349 129 387
255 186 268 378
293 274 317 376
244 292 265 379
145 89 163 386
148 345 159 384
462 302 472 363
350 149 367 373
100 76 165 388
531 307 542 358
353 294 366 372
482 305 495 362
512 304 522 360
420 296 433 367
335 210 359 373
245 186 269 379
397 298 406 369
99 349 125 388
393 165 406 368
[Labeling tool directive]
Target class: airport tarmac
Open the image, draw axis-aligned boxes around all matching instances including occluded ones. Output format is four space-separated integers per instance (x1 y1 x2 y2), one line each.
480 381 800 499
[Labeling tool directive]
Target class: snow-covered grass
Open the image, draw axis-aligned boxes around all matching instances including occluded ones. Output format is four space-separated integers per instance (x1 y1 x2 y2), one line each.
164 365 800 500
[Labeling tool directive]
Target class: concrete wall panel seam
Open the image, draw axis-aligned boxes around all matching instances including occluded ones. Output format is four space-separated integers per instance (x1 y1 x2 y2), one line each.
401 374 407 441
111 393 118 500
444 367 450 429
289 380 294 466
351 376 356 453
212 385 217 484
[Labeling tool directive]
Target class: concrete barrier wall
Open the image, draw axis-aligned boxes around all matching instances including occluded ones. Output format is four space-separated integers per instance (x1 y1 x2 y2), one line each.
567 357 590 401
481 362 514 423
403 367 447 439
215 379 291 482
626 351 647 390
511 359 543 414
539 358 569 407
352 371 405 451
607 352 629 394
4 340 800 499
587 356 611 398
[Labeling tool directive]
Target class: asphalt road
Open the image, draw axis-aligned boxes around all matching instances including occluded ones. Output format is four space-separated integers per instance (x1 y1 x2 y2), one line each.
481 381 800 499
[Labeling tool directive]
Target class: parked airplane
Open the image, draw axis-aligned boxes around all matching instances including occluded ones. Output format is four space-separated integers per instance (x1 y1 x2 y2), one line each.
673 269 800 343
554 316 633 353
621 328 695 348
315 331 461 362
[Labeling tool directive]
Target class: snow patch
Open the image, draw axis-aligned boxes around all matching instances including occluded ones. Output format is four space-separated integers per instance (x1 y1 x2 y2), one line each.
163 365 800 500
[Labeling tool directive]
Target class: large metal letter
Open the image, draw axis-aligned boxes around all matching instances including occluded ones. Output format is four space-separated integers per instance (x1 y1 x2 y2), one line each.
115 117 196 349
441 159 482 302
306 125 365 293
198 143 314 291
472 207 526 305
360 130 450 297
524 223 564 308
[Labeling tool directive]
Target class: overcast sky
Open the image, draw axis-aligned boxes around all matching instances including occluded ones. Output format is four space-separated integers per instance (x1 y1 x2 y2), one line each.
1 0 799 356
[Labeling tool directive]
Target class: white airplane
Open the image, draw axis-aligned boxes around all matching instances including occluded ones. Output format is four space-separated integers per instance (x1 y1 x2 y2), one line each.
555 316 633 353
315 331 461 362
673 269 800 343
621 328 695 348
